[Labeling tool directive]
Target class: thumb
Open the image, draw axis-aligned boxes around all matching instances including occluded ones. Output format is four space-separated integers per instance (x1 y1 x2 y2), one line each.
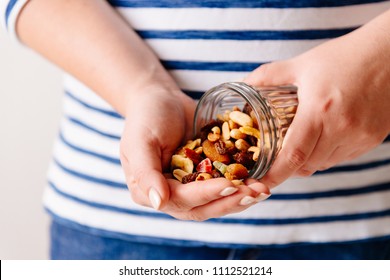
244 60 295 87
121 134 170 210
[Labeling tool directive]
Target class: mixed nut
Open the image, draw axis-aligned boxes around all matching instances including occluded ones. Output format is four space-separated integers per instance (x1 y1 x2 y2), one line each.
171 104 264 185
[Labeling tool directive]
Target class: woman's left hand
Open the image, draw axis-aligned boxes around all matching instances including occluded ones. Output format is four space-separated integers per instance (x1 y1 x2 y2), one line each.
244 10 390 189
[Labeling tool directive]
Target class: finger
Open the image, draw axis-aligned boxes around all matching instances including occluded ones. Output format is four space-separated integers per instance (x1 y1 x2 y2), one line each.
243 60 295 87
318 145 366 171
126 180 151 208
176 184 270 221
261 106 323 188
294 131 335 177
121 134 170 210
243 179 272 202
164 178 240 212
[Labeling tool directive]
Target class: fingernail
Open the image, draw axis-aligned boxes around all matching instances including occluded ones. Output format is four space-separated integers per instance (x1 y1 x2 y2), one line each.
239 196 256 206
149 188 161 210
255 193 271 202
220 187 238 197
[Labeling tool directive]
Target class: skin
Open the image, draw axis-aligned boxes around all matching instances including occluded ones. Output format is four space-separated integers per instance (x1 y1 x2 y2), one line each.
16 0 390 220
244 9 390 189
16 0 269 221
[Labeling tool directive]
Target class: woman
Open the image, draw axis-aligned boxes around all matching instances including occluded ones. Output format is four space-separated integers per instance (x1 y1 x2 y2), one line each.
2 0 390 259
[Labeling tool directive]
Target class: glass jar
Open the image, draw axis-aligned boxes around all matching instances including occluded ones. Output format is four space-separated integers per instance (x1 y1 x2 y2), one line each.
194 82 298 179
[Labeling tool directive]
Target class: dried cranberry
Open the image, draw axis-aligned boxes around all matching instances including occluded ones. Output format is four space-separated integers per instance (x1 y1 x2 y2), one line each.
184 148 203 165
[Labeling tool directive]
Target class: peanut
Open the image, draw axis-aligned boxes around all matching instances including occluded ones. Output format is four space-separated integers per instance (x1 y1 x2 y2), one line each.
196 173 213 181
222 121 230 140
248 146 260 161
229 111 253 127
173 169 189 183
239 126 261 139
230 128 247 140
235 139 250 151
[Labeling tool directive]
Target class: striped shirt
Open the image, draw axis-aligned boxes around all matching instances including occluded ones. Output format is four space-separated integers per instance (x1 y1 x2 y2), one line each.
2 0 390 248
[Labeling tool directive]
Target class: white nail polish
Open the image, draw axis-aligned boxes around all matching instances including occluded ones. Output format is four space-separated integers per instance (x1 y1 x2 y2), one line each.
239 196 256 206
255 193 271 202
220 187 238 196
149 188 161 210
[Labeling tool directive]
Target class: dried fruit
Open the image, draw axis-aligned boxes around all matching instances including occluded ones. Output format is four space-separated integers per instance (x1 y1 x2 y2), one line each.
171 104 261 184
196 158 213 173
213 161 228 175
224 163 249 180
202 139 230 164
184 148 203 165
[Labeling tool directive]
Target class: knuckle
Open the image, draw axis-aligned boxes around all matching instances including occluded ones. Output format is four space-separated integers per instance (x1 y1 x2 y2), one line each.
186 211 206 222
257 63 271 77
286 148 308 170
296 167 315 177
338 114 357 132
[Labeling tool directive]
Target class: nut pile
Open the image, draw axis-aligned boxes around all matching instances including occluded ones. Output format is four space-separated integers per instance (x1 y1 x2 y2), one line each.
171 105 263 185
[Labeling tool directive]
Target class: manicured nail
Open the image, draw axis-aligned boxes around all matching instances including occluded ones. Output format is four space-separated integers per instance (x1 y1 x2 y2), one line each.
220 187 238 197
255 193 271 202
239 196 256 206
149 188 161 210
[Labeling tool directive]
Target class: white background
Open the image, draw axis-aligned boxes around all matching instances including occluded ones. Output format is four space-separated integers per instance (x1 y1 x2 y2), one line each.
0 27 62 259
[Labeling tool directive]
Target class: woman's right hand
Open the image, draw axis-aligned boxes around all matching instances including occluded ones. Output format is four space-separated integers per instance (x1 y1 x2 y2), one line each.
120 86 271 221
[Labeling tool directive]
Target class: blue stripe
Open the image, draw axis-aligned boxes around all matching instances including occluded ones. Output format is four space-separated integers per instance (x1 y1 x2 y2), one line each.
217 208 390 225
317 158 390 175
182 90 205 100
48 181 171 219
271 181 390 200
5 0 18 28
48 179 390 226
163 60 262 72
65 91 123 119
53 158 127 189
47 210 390 250
137 28 357 40
67 116 121 140
109 0 388 8
59 132 121 165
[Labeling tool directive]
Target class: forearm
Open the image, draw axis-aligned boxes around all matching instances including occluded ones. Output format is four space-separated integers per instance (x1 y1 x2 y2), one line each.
16 0 180 116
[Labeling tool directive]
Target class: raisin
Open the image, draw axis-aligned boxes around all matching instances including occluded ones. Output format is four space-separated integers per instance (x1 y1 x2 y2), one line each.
247 135 258 146
243 103 253 115
181 172 200 184
214 140 228 155
233 151 255 170
210 169 222 178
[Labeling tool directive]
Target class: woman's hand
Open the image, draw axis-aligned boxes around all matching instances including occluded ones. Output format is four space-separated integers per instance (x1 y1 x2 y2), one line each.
15 0 271 220
120 86 270 221
244 11 390 189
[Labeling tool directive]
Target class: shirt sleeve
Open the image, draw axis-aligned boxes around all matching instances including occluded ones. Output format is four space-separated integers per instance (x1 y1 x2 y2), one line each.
0 0 30 42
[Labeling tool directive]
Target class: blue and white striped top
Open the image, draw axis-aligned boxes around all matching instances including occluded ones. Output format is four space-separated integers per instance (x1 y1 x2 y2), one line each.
2 0 390 248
